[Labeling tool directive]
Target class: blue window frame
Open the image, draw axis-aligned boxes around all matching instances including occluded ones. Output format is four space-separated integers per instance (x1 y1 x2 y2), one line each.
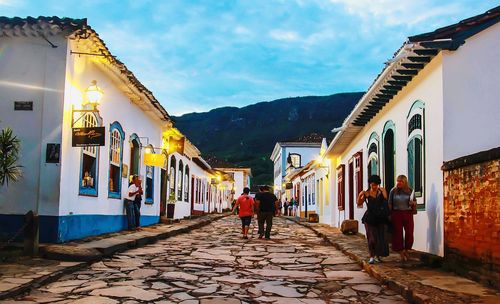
108 122 125 199
145 145 154 204
79 113 100 196
407 100 425 200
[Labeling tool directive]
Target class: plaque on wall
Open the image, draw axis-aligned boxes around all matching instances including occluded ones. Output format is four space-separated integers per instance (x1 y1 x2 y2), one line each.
122 164 129 178
46 143 60 163
14 101 33 111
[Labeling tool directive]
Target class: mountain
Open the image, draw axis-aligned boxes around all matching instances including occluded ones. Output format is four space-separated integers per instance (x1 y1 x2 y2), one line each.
172 92 364 185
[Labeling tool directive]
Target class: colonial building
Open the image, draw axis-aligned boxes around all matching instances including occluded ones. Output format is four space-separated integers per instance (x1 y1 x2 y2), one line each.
323 8 499 257
270 139 322 198
0 17 234 243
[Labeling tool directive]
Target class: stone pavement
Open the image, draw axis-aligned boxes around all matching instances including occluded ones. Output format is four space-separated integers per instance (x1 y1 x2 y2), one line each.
0 214 225 300
2 216 409 303
290 218 500 304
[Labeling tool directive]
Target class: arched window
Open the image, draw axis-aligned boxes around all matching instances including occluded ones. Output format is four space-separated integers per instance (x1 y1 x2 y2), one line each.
382 121 396 191
184 165 189 202
366 132 379 178
168 155 176 201
178 160 184 201
145 145 154 204
108 122 124 198
79 113 100 196
407 101 425 199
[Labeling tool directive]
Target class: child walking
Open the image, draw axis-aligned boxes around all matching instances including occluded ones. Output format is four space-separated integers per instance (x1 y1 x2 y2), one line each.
232 187 255 239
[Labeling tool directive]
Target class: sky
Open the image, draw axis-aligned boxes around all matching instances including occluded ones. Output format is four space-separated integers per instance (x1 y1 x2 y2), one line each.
1 0 496 115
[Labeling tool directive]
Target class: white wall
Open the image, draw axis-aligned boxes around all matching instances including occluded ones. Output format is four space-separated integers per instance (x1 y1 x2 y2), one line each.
329 54 444 256
58 40 163 219
442 24 500 161
0 35 68 217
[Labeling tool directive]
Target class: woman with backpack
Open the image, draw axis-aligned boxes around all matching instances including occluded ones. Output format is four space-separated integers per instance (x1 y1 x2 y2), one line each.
388 175 417 262
357 175 390 264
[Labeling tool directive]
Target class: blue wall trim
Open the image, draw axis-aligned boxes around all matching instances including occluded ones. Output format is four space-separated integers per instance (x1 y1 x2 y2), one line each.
0 214 160 243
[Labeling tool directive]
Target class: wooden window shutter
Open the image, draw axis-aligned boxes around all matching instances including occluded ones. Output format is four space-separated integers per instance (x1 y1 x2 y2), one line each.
355 151 363 195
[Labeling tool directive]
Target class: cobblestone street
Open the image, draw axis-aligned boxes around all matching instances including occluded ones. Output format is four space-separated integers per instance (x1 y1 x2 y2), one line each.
2 216 407 304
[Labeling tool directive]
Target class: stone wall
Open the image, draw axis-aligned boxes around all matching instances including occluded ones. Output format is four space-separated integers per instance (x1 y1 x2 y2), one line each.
442 147 499 288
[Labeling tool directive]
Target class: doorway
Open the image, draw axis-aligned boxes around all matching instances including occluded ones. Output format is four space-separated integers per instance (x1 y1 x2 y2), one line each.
384 129 395 191
348 160 354 220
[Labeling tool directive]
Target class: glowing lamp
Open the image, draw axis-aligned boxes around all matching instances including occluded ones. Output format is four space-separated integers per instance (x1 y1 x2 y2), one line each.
84 80 103 108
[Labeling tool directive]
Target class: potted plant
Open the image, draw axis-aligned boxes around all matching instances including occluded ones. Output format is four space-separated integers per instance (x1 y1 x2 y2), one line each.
0 126 22 186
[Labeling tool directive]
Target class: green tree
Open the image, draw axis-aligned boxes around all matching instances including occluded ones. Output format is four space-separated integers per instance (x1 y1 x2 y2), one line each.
0 127 22 186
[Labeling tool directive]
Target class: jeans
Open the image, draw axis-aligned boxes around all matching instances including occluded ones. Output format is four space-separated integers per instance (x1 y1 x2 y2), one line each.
124 199 136 230
258 212 274 238
134 199 141 228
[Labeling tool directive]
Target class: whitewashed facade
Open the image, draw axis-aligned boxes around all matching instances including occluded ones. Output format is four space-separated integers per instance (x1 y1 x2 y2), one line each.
270 142 321 197
323 12 500 256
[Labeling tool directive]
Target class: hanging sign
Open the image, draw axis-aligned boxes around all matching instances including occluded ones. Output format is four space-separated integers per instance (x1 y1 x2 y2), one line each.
144 153 167 167
72 127 105 147
168 136 185 154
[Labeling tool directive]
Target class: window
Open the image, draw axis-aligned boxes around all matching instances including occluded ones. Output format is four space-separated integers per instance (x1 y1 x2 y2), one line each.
382 121 396 191
407 100 425 200
79 113 100 196
289 153 301 168
108 122 124 199
169 156 176 200
184 165 189 202
354 151 363 195
145 145 154 204
367 132 379 178
178 160 184 201
337 164 345 210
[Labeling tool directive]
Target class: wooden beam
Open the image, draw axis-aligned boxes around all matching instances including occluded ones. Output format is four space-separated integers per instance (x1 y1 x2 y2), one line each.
383 85 403 91
391 75 412 81
380 89 398 95
387 80 407 86
414 49 438 56
396 69 418 75
376 93 394 99
408 56 431 63
401 63 424 69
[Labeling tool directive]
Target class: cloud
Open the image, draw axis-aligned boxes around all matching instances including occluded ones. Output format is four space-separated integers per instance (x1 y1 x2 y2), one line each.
269 29 301 42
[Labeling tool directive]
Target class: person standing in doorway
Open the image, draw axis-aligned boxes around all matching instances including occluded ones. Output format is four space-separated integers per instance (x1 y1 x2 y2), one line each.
231 187 255 239
255 185 279 239
125 175 141 230
133 176 144 231
389 175 417 262
358 175 389 264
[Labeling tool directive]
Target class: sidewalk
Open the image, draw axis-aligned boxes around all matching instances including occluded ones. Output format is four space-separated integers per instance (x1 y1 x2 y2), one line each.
0 213 227 300
288 217 500 304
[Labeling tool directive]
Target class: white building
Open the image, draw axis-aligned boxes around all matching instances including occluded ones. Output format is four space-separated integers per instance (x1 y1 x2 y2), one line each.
323 8 500 256
270 141 322 197
0 17 233 243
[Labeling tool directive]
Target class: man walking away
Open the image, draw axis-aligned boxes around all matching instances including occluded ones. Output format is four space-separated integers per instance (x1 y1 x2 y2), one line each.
255 185 279 239
231 187 255 239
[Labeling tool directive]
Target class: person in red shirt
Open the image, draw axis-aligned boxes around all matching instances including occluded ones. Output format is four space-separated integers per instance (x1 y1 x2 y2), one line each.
232 187 255 239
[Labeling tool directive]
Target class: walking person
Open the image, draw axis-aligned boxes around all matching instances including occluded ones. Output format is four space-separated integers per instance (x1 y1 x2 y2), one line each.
288 198 294 216
125 175 141 230
231 187 255 239
358 175 390 264
283 199 288 216
133 176 144 231
255 185 279 239
389 175 417 262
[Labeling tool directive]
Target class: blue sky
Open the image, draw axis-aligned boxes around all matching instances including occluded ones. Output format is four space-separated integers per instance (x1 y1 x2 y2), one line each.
1 0 496 115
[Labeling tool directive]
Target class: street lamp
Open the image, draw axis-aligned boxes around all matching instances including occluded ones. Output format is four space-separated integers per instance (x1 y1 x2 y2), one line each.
84 80 104 109
72 80 104 127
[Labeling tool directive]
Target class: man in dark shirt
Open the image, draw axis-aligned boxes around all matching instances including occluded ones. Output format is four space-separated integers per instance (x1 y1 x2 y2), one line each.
255 185 279 239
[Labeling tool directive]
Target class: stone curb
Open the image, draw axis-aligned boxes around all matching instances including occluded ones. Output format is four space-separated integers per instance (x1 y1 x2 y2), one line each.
287 218 431 304
0 262 86 300
0 213 227 300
